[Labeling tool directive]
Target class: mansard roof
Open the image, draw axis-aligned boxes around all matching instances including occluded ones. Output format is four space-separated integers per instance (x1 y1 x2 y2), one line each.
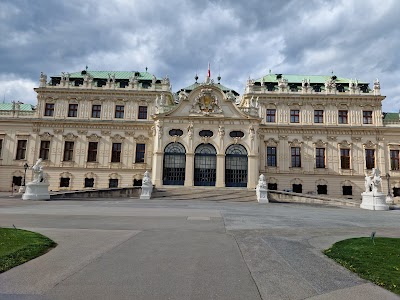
56 70 159 81
255 73 369 84
0 103 35 111
178 82 240 96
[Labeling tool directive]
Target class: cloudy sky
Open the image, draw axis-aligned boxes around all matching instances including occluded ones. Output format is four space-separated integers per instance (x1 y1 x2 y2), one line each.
1 0 399 111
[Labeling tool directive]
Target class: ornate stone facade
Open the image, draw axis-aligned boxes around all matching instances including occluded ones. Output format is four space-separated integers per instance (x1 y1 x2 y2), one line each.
0 71 400 202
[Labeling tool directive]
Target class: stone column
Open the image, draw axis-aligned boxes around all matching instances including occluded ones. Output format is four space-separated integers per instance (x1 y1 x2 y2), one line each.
152 152 163 187
247 154 258 189
184 153 194 187
216 154 225 187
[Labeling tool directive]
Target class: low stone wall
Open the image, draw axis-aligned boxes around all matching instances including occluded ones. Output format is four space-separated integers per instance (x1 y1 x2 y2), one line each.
50 187 141 200
268 190 360 207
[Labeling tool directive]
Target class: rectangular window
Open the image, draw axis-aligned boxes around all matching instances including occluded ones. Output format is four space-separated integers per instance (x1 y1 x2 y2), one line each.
340 149 350 169
63 141 74 161
268 183 277 190
290 110 299 123
343 186 352 196
109 178 119 188
111 143 122 162
138 106 148 119
91 105 101 118
85 178 94 188
87 142 98 162
115 105 125 119
68 104 78 117
266 146 277 167
317 185 327 195
338 110 348 124
390 150 400 170
40 141 50 160
363 111 373 124
16 140 27 160
266 109 276 123
135 143 146 163
44 103 54 116
315 148 325 168
60 178 70 188
314 110 324 123
365 149 375 169
292 184 302 193
291 147 301 167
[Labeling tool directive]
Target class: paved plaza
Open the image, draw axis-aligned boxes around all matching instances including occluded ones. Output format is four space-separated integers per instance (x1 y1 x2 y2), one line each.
0 194 399 300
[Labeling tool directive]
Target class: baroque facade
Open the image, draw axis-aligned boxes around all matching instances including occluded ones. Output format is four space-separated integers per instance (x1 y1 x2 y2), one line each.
1 69 400 201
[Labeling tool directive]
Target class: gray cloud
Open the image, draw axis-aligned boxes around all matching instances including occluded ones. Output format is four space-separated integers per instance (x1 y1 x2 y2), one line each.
0 0 399 111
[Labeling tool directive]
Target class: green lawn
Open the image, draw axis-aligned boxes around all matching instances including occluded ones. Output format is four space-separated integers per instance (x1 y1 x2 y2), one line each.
0 228 57 273
324 237 400 295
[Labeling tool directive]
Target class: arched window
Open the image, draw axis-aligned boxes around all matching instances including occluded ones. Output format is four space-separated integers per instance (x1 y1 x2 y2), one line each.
225 144 248 187
163 143 186 185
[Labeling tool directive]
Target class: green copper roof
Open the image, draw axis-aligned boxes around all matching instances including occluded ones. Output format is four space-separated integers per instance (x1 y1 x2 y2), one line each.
179 82 239 96
383 112 399 121
54 70 158 80
0 103 35 111
256 74 369 84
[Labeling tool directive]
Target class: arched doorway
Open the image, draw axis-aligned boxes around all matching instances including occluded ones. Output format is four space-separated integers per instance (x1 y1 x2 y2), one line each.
194 144 216 186
163 143 186 185
225 144 248 187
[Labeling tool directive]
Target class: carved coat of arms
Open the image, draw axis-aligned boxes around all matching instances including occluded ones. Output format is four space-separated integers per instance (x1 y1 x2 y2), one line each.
190 88 222 115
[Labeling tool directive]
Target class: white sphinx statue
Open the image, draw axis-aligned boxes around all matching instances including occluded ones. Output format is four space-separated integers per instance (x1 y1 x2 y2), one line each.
140 171 153 200
22 158 50 200
360 168 388 211
256 174 269 203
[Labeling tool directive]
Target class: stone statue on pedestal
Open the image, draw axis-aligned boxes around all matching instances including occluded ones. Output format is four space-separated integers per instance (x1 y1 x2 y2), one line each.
22 158 50 201
140 171 153 200
256 174 268 203
360 168 388 211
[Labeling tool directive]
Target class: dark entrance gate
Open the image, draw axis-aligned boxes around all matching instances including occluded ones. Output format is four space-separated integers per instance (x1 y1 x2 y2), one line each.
225 144 248 187
163 143 186 185
194 144 216 186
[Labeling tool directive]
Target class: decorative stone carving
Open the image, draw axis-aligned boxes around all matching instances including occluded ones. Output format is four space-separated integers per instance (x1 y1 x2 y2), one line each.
101 130 111 136
288 139 302 147
361 168 389 211
187 121 194 139
134 135 148 142
301 78 311 93
266 138 278 146
218 125 225 138
178 90 189 102
78 130 88 135
277 77 288 92
190 88 222 115
22 158 50 201
338 140 352 148
256 174 268 203
39 132 54 140
87 133 101 141
111 134 125 142
313 139 327 148
39 72 47 87
140 171 153 200
373 78 380 95
249 125 255 141
324 77 336 94
63 132 78 140
225 90 236 102
363 140 376 148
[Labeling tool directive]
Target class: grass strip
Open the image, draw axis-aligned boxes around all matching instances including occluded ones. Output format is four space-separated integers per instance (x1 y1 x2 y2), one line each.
0 228 57 273
324 237 400 295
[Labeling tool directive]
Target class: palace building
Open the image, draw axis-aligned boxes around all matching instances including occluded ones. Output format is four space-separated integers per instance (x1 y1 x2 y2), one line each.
1 69 400 201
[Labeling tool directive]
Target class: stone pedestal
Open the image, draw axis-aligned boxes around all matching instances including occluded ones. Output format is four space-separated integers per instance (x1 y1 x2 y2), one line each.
386 195 394 205
256 187 269 203
360 192 389 211
140 185 153 200
22 182 50 200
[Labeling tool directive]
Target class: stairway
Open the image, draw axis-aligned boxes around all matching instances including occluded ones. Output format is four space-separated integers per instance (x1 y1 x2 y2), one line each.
152 187 256 202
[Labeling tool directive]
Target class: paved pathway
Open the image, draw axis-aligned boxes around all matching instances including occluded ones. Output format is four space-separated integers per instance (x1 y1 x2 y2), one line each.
0 196 399 299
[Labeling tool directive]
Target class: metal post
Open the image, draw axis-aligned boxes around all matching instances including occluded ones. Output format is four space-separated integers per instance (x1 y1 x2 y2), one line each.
23 163 29 186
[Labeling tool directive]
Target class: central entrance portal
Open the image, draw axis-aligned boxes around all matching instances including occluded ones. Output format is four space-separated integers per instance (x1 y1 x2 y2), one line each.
163 143 186 185
194 144 216 186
